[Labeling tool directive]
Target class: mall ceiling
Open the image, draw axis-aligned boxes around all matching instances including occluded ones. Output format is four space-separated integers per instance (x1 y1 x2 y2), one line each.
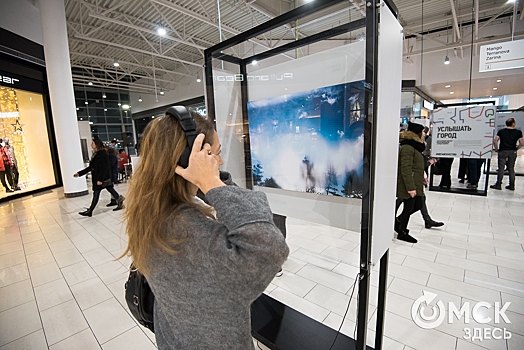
65 0 523 100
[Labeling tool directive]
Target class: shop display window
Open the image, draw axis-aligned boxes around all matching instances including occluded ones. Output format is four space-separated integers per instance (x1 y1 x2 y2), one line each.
0 86 56 198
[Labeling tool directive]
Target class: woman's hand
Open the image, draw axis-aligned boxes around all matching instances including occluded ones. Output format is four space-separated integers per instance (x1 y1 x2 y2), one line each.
408 190 417 198
424 177 429 185
97 181 102 185
175 134 225 194
73 173 79 178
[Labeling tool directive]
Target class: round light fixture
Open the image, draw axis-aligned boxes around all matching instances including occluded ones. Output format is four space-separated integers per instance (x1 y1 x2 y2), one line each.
444 56 450 65
122 104 130 110
251 60 258 65
138 96 143 102
493 87 498 90
113 59 120 67
496 79 501 83
102 93 106 98
450 92 454 95
445 85 451 88
84 101 89 105
159 90 165 95
157 27 166 36
88 81 93 85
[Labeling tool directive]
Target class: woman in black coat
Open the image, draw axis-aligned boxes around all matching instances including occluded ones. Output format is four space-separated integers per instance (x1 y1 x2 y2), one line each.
74 138 124 217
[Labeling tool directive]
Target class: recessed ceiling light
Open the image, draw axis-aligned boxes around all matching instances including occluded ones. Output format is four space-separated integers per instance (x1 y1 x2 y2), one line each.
496 79 501 83
251 60 258 65
445 85 451 88
493 87 498 90
450 92 454 94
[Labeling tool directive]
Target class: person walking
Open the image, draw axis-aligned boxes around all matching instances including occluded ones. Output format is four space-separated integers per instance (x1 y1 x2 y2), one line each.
0 139 14 193
73 138 124 216
490 118 524 191
395 122 427 243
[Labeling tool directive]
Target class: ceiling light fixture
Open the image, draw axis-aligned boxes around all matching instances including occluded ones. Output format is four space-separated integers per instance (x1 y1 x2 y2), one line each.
76 107 79 111
104 108 107 111
88 81 93 85
444 55 450 65
118 103 121 106
445 85 451 88
159 90 165 95
102 93 106 98
196 74 202 83
493 87 498 90
496 79 502 83
122 104 130 110
157 26 166 36
251 60 258 66
113 59 120 67
138 96 143 102
450 92 454 94
84 101 89 105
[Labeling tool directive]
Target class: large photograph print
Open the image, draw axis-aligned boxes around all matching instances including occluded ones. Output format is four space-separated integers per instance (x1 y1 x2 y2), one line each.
248 81 365 198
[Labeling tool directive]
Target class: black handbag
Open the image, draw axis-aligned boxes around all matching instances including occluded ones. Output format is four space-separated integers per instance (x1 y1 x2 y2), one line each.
125 264 155 332
101 178 113 188
431 162 442 176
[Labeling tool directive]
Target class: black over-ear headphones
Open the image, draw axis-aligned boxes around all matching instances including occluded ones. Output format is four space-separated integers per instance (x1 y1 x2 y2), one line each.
165 106 197 168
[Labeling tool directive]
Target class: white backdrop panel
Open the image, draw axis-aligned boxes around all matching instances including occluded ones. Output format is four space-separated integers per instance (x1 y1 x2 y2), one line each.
371 2 403 265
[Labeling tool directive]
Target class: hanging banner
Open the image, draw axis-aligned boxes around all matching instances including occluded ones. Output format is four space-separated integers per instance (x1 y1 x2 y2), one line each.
495 111 524 133
479 39 524 72
432 106 495 159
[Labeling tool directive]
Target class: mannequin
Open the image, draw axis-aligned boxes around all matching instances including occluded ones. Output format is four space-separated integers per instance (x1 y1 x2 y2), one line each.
0 139 14 193
4 138 20 190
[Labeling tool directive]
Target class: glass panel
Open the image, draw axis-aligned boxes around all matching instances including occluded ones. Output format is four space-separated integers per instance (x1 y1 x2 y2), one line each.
90 108 105 117
106 117 122 124
0 86 57 198
105 92 119 101
107 125 122 133
88 116 105 124
105 108 120 116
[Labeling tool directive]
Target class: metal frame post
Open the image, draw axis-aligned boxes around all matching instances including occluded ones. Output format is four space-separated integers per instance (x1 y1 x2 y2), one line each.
357 0 379 349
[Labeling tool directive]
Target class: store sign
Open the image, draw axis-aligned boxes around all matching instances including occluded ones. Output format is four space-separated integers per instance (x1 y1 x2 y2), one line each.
215 73 293 82
432 106 495 159
0 75 20 84
479 39 524 72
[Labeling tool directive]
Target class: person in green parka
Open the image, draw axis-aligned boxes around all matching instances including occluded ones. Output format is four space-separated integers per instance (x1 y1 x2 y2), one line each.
395 122 427 243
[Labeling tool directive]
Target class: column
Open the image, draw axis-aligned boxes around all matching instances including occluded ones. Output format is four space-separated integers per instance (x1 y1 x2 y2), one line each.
39 0 88 197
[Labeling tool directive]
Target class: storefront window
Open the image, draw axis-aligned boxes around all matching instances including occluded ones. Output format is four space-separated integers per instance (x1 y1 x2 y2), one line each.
0 86 56 199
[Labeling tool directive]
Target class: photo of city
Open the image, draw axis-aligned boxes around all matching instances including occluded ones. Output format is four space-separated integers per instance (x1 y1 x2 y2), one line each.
248 81 366 198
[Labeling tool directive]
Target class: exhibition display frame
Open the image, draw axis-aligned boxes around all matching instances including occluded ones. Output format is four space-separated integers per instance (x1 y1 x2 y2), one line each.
428 102 496 197
204 1 400 349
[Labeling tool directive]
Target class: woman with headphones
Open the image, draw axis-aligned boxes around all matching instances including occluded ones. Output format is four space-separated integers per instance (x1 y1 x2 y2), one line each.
120 107 288 349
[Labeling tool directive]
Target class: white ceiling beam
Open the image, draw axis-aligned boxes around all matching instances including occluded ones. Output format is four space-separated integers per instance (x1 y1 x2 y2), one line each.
449 0 462 41
403 31 524 57
149 0 291 59
88 13 207 50
72 65 183 85
69 51 195 78
74 35 202 67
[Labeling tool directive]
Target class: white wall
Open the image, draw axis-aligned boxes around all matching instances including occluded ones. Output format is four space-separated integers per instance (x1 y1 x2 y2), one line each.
0 0 43 44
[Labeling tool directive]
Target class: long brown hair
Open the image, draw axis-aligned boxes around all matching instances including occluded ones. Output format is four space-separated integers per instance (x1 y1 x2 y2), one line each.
119 111 216 276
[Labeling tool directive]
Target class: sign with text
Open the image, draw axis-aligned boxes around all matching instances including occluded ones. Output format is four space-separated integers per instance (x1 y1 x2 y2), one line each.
432 106 495 158
479 39 524 72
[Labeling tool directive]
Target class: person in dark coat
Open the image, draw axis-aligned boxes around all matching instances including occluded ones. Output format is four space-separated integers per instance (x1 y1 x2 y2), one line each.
395 122 427 243
74 138 124 217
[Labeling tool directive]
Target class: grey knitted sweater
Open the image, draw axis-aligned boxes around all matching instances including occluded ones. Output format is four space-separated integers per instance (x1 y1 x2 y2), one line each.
148 185 289 350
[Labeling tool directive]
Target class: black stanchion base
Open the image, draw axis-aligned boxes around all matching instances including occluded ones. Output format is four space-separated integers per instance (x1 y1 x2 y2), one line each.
428 186 487 197
251 294 374 350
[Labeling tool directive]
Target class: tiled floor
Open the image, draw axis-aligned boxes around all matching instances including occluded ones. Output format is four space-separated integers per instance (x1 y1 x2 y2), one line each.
1 176 523 350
